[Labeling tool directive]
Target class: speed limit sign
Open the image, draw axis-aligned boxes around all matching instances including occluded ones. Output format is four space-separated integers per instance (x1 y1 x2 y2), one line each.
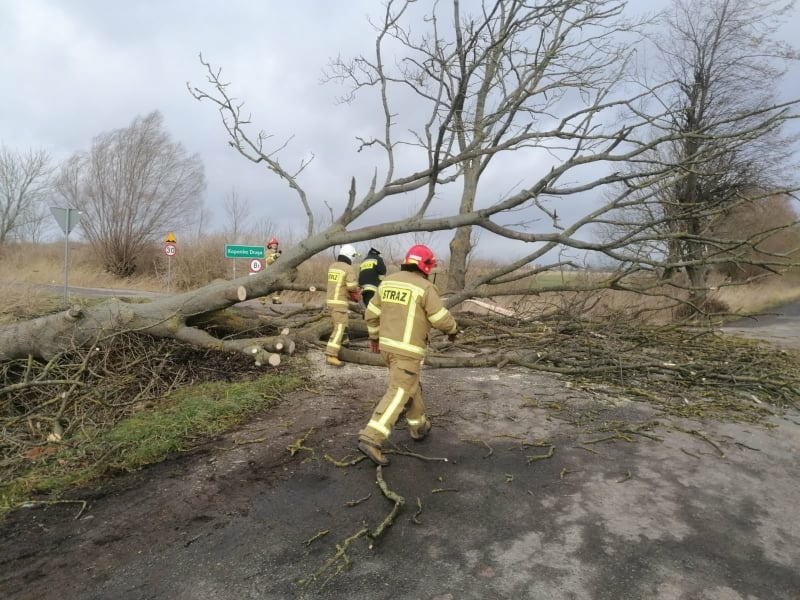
164 243 177 256
249 258 263 273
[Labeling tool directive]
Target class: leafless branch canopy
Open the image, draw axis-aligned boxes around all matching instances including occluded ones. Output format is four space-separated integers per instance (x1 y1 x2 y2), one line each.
55 111 206 277
0 146 53 246
187 0 799 307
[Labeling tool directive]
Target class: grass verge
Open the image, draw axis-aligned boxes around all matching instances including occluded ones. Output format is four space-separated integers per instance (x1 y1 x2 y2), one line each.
0 371 306 518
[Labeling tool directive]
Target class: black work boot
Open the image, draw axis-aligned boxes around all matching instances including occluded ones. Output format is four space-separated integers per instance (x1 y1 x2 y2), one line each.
358 440 389 466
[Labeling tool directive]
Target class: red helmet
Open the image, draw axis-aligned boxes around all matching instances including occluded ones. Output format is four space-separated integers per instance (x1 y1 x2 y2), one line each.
403 244 437 275
267 237 279 248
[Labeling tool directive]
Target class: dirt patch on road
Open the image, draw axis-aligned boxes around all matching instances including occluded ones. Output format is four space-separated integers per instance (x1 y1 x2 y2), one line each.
2 343 799 600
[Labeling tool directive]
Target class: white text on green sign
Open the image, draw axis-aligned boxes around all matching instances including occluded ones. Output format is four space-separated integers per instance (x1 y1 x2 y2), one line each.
225 245 265 259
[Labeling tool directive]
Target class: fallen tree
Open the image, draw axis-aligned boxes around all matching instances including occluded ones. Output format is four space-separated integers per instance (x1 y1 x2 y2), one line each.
3 0 799 365
2 309 797 500
0 277 300 363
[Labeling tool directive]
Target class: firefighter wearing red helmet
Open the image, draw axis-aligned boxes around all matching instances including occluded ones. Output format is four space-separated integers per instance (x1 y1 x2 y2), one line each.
259 237 282 304
357 244 458 466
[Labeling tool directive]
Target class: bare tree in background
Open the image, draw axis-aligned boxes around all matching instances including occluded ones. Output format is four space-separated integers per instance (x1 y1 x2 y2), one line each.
0 146 52 247
55 111 206 277
2 0 799 362
326 0 645 292
251 217 278 245
618 0 800 309
710 192 800 280
223 188 251 243
194 203 211 240
15 202 51 243
186 0 799 308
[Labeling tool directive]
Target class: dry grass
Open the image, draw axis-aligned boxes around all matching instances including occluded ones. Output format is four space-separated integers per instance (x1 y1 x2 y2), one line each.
2 241 799 322
711 275 800 314
0 242 161 291
456 266 800 324
0 285 63 323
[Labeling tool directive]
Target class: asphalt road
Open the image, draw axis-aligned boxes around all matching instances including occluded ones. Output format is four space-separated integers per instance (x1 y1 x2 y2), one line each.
721 301 800 350
2 351 799 600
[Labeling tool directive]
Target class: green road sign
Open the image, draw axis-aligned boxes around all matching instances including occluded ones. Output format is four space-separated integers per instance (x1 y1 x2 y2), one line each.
225 244 265 259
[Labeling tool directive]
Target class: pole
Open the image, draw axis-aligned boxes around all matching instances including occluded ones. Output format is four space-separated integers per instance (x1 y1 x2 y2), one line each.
63 208 72 306
167 256 172 292
50 206 80 306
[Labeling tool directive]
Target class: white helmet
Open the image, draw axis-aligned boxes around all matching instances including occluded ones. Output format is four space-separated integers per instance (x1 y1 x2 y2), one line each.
338 244 360 261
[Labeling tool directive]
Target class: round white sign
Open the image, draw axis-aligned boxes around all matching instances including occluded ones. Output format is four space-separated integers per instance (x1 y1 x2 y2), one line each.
249 258 263 273
164 243 177 256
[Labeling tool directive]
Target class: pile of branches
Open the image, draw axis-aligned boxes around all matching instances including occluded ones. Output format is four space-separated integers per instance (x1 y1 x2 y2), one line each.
0 332 266 483
2 307 797 492
258 301 798 421
429 314 800 422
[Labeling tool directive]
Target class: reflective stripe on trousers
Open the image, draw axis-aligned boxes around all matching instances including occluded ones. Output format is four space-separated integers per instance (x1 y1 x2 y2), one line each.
359 351 424 446
326 309 349 357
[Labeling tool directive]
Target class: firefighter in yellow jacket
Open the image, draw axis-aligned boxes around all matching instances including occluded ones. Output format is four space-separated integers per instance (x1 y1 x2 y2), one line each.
357 244 458 466
260 237 282 305
325 244 361 367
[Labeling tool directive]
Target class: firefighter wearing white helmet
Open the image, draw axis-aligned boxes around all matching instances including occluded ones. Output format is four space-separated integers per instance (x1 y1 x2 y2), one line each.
357 244 458 466
325 244 361 367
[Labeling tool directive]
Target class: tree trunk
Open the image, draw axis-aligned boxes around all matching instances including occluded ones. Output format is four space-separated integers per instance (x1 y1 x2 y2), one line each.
447 225 472 293
685 215 709 309
445 167 479 293
0 271 299 362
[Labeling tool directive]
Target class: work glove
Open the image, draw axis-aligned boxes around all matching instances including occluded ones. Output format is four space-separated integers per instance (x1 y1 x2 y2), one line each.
349 288 362 302
370 340 380 354
447 332 458 343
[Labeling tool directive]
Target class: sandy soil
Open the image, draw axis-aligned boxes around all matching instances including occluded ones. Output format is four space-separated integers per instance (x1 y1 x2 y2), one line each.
1 320 799 599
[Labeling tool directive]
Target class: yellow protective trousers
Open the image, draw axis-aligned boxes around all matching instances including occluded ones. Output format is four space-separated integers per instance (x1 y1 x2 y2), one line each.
326 308 349 357
359 351 427 446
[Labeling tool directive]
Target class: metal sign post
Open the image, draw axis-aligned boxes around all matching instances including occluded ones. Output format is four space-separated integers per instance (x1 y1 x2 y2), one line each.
224 245 265 279
249 258 263 276
164 243 177 291
49 207 82 306
164 232 177 292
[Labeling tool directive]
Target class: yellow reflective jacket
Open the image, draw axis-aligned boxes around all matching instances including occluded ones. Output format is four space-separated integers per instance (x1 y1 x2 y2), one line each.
365 270 457 359
265 251 280 266
326 260 358 308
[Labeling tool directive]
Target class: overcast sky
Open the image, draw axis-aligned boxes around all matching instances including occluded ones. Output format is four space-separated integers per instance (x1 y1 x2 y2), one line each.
2 0 799 260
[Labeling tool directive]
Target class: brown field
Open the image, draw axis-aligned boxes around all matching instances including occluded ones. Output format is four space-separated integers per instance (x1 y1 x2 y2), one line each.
2 240 800 323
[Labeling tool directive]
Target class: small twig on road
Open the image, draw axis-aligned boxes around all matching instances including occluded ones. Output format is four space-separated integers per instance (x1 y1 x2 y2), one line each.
287 428 315 457
303 529 330 546
388 448 449 462
461 437 494 458
527 444 555 464
301 526 370 588
18 499 88 520
324 453 367 467
734 441 761 452
344 494 371 507
671 426 726 457
680 448 701 459
233 436 266 445
411 497 423 524
369 465 405 543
